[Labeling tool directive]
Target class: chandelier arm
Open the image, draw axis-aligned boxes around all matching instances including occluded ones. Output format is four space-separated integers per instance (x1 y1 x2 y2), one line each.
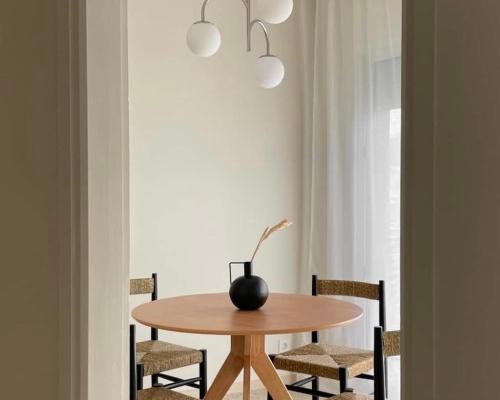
202 0 249 21
201 0 210 21
200 0 270 55
249 19 271 56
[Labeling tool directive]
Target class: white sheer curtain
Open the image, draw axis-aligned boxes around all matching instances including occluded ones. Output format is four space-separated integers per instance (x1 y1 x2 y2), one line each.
298 0 401 396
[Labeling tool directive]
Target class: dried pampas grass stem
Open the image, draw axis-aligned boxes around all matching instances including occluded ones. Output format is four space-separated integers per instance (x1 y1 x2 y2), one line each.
250 219 292 262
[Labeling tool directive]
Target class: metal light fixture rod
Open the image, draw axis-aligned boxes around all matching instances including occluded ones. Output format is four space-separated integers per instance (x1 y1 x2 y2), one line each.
249 19 271 55
200 0 210 21
200 0 271 56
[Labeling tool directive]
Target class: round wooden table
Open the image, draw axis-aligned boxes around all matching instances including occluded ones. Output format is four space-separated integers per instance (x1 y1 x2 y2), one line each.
132 292 363 400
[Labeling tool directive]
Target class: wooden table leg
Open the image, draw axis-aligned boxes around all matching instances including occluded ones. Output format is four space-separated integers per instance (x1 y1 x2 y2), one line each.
204 335 292 400
249 336 292 400
243 336 252 400
204 337 244 400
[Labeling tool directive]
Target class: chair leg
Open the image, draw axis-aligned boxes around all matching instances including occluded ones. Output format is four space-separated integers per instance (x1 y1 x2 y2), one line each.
130 325 138 400
200 349 207 399
152 374 159 387
339 367 347 393
137 364 144 391
384 357 389 398
312 376 319 400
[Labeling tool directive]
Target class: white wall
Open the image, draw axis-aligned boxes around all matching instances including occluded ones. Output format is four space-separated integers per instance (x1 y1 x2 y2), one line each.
128 0 305 383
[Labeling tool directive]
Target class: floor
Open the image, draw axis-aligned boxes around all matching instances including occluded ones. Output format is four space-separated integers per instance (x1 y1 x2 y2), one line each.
183 362 401 399
223 372 401 400
225 389 309 400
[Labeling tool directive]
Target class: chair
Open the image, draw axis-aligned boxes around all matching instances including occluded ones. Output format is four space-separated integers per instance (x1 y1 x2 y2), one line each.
269 275 386 398
130 325 197 400
334 327 400 400
130 274 207 397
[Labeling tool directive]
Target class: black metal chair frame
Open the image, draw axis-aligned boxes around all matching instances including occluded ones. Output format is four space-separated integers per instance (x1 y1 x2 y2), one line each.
132 273 207 398
372 326 386 400
130 324 139 400
334 326 391 400
268 275 386 399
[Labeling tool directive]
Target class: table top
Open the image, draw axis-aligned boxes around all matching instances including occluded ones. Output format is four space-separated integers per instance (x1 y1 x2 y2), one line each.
132 292 363 336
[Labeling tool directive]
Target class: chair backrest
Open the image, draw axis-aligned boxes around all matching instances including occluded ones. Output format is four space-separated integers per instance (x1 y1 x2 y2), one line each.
311 275 386 342
382 330 401 357
130 276 156 296
130 273 159 340
315 278 380 300
374 326 400 400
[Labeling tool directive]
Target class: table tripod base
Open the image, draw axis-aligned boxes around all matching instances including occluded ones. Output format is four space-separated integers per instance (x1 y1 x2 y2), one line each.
204 335 292 400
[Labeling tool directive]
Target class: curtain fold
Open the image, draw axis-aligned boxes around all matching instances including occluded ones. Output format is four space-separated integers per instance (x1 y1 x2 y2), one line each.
299 0 402 396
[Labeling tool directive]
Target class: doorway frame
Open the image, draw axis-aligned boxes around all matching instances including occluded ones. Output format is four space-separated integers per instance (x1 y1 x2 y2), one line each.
401 0 437 399
60 0 130 399
63 0 441 399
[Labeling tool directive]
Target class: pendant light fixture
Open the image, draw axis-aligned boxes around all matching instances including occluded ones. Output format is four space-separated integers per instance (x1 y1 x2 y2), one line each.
186 0 293 89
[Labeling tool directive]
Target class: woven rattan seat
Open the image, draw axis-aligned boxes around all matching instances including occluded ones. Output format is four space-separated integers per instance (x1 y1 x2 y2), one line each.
327 329 400 400
137 340 203 376
273 342 374 380
130 275 207 397
271 277 386 397
138 388 195 400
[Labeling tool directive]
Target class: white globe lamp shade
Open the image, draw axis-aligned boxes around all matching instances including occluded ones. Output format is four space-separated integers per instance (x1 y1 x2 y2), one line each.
255 55 285 89
254 0 294 24
186 22 221 58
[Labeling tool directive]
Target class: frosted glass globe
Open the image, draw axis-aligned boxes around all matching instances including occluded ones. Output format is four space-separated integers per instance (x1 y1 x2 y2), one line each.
254 0 294 24
255 55 285 89
186 22 221 57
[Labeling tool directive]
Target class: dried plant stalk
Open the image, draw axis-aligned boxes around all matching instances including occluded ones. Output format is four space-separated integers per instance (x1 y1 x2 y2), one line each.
250 219 292 261
250 227 269 262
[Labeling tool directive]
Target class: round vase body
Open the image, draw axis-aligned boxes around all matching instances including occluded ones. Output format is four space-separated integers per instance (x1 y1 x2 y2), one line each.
229 274 269 311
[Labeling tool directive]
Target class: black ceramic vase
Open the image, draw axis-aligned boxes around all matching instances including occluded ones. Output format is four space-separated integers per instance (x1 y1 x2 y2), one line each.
229 261 269 311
